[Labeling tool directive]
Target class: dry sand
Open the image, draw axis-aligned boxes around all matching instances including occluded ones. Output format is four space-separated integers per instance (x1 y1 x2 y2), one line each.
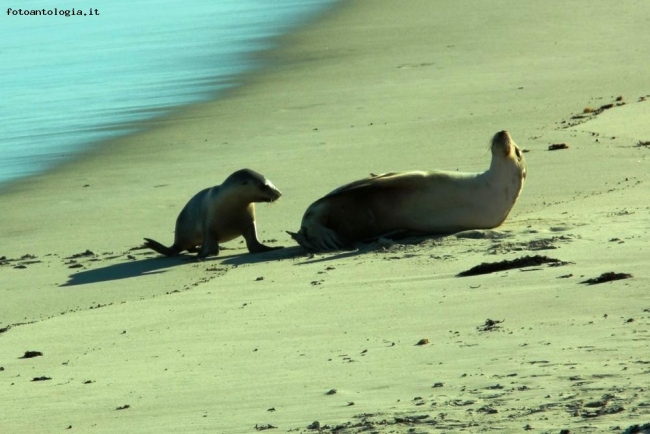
1 1 649 432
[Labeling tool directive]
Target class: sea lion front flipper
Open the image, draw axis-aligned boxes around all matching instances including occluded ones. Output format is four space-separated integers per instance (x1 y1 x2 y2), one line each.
243 223 283 253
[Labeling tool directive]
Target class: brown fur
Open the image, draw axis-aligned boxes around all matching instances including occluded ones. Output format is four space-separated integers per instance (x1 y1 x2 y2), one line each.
288 131 526 251
144 169 282 258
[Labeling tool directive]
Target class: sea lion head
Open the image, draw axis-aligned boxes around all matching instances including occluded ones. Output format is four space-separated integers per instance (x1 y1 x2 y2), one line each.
225 168 282 202
490 130 526 180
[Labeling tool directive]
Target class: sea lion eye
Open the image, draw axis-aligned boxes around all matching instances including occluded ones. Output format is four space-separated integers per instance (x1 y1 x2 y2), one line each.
515 148 521 159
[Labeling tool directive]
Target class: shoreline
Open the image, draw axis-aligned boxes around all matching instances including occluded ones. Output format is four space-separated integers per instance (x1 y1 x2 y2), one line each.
1 1 648 432
0 0 339 190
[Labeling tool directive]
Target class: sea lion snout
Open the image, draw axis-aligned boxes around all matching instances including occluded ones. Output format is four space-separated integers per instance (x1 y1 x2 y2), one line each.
262 180 282 202
267 189 282 202
491 130 517 157
492 130 512 145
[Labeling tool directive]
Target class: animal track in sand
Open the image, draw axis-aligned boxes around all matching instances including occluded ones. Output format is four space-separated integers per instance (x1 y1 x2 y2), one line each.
285 380 649 432
558 94 635 129
0 254 41 269
488 235 574 255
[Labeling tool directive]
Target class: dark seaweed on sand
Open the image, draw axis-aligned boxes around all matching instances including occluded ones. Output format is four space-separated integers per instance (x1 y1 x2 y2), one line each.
478 318 504 332
300 413 435 433
32 376 51 382
457 255 567 277
580 272 632 285
66 249 95 259
623 423 650 434
20 351 43 359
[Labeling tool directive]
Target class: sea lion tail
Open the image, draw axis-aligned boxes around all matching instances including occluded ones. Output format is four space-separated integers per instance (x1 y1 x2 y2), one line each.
142 238 181 256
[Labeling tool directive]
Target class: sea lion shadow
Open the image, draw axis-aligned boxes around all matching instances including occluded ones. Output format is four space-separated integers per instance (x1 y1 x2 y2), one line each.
290 231 495 265
292 237 433 265
220 246 306 266
223 245 364 266
60 256 189 287
295 250 361 265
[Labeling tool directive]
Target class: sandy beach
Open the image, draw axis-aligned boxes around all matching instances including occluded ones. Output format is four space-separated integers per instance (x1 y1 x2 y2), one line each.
1 1 649 432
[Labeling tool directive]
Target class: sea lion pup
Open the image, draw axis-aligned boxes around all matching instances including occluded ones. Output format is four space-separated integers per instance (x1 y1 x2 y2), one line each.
288 130 527 252
144 169 282 258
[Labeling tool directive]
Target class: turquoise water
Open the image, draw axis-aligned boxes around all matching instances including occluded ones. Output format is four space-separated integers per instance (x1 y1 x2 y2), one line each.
0 0 335 185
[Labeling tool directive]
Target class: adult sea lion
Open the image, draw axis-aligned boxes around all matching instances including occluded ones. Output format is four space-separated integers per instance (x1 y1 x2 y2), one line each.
288 130 527 251
144 169 282 258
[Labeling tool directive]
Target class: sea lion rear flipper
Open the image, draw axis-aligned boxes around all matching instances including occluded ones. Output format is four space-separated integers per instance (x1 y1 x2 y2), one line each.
287 230 316 252
287 227 349 252
143 238 181 257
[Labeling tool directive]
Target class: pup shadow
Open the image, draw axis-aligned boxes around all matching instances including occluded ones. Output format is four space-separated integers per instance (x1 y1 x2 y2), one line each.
60 256 189 287
60 246 304 287
219 246 306 266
